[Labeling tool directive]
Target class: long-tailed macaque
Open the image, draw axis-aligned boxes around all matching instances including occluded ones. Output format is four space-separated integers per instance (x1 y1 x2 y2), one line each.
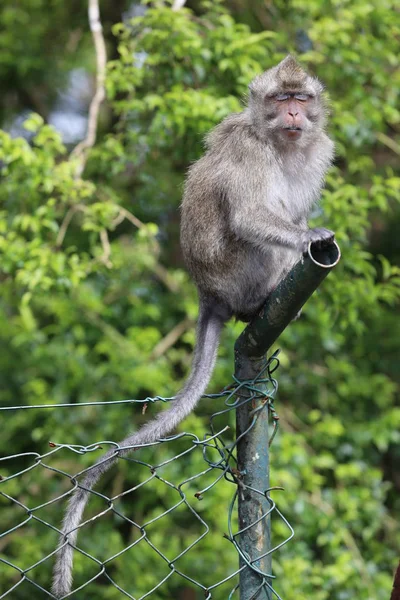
52 55 334 597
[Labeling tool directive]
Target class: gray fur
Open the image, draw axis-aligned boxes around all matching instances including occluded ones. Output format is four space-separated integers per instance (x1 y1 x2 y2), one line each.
181 55 334 320
52 303 224 597
52 56 334 597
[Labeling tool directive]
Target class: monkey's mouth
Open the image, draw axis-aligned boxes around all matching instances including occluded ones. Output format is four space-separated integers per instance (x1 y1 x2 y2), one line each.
283 127 302 140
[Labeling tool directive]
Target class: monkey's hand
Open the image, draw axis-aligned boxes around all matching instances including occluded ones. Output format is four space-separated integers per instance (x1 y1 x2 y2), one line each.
302 227 335 254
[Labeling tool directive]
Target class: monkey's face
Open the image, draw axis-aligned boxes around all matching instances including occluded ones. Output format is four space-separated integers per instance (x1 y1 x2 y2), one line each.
264 92 321 143
248 57 327 144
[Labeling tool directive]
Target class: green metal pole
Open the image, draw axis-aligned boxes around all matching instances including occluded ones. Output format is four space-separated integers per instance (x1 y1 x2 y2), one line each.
235 241 341 600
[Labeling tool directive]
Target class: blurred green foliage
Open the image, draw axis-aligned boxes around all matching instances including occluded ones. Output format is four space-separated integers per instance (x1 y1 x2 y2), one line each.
0 0 399 599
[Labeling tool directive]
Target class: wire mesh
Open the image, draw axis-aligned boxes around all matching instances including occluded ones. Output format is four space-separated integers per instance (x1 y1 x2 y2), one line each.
0 350 293 600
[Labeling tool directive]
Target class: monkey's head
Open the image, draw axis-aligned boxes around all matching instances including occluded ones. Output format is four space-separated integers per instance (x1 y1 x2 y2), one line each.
248 55 327 145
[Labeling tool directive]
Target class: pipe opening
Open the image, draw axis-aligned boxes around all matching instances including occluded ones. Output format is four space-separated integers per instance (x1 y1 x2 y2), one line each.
308 240 341 268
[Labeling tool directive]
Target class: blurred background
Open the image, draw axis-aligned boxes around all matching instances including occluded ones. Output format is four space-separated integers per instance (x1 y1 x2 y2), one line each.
0 1 399 599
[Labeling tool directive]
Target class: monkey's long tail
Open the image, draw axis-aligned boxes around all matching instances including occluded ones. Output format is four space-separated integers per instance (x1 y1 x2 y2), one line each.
52 302 225 598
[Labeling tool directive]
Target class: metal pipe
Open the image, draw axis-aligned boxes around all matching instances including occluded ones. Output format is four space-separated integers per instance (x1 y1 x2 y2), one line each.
235 241 341 359
235 240 341 600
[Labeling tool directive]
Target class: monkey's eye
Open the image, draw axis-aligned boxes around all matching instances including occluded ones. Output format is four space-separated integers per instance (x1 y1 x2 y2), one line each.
294 94 310 102
275 93 290 101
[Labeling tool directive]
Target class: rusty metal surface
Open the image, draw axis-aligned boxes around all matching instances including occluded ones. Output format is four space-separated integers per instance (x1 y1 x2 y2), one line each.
235 354 273 600
234 240 340 599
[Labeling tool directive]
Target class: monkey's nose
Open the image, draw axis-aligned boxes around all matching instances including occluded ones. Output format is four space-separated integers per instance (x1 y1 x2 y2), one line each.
288 111 299 117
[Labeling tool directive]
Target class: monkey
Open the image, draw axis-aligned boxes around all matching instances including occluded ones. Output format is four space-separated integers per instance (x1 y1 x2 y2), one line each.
52 55 335 597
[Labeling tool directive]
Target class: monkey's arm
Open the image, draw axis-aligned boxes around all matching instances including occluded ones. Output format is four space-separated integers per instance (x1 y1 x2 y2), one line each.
230 203 332 254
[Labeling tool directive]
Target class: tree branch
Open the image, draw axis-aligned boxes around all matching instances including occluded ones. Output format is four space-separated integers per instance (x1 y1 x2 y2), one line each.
56 204 87 247
376 132 400 156
99 229 112 268
112 207 180 293
56 1 182 297
172 0 187 10
71 0 107 177
150 317 194 359
116 207 144 229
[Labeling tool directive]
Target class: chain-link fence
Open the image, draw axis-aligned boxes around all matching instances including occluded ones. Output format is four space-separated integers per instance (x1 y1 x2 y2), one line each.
1 350 291 600
0 241 340 600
